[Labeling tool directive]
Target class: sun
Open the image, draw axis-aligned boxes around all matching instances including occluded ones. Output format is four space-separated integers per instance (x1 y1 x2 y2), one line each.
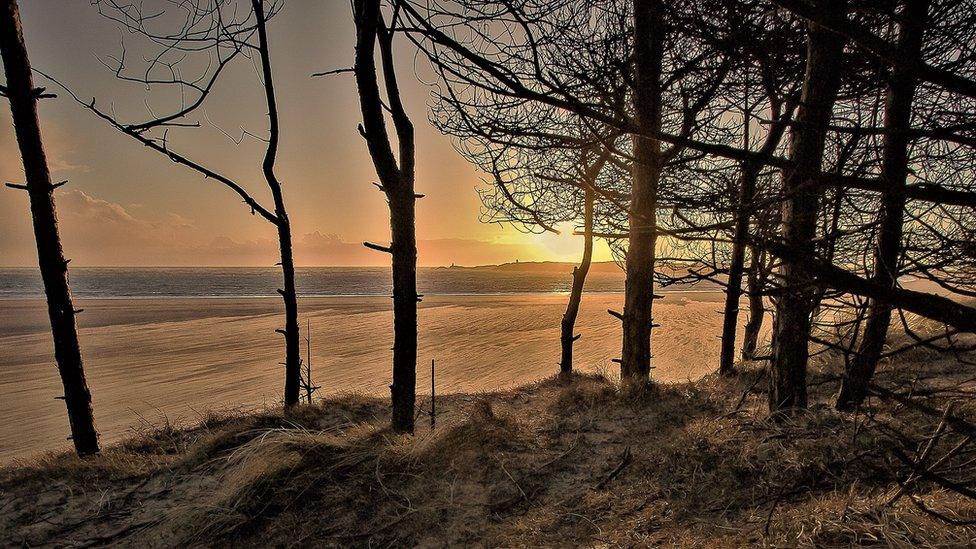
494 222 615 263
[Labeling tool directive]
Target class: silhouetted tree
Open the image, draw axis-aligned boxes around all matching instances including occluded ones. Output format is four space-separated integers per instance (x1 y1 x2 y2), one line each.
768 0 848 414
418 0 633 376
52 0 305 408
0 0 99 455
835 0 931 410
561 150 609 375
716 4 803 375
353 0 419 433
619 0 665 384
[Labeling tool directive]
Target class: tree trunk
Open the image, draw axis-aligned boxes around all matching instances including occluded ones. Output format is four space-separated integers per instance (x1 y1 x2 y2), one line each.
0 0 99 456
741 246 768 360
719 167 758 375
276 218 301 408
769 0 846 414
724 93 792 370
836 0 928 411
621 0 664 384
354 0 418 433
561 184 595 376
252 0 301 409
719 95 755 376
390 189 418 432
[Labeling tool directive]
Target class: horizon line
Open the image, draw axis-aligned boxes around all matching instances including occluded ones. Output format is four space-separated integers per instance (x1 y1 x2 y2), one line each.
0 260 622 269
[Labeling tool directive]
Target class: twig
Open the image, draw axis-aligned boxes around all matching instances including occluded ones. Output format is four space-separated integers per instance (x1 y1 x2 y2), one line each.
595 446 633 489
323 509 418 539
500 460 529 503
733 370 768 412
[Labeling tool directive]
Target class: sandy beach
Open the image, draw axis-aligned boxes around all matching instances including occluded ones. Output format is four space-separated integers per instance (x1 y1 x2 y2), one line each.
0 292 758 462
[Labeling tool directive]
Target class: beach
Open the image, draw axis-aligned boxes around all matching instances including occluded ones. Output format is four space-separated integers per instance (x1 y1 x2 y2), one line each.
0 292 754 462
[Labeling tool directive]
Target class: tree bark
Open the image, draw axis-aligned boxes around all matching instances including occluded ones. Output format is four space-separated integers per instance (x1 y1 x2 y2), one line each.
719 167 759 375
836 0 928 411
252 0 301 409
741 246 769 361
389 189 418 432
620 0 664 384
561 183 595 376
0 0 99 456
354 0 418 433
719 81 793 375
276 218 301 408
769 0 847 414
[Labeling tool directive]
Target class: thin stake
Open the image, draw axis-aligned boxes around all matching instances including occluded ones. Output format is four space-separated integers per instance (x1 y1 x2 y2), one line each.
305 318 312 403
430 359 436 430
301 317 319 404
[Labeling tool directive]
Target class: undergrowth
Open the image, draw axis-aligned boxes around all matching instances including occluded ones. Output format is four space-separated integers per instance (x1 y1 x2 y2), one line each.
2 363 976 547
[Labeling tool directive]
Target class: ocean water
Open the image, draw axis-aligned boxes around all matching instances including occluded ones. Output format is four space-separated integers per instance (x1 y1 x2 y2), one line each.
0 266 635 298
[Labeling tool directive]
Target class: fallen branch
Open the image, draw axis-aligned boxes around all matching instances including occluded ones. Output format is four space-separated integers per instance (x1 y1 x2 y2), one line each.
595 446 633 489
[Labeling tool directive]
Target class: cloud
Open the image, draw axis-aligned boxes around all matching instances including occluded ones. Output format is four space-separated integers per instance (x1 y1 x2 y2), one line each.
288 232 530 267
0 109 88 176
0 190 530 267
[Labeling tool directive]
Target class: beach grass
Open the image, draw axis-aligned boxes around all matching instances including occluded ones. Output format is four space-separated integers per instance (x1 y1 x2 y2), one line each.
3 345 975 547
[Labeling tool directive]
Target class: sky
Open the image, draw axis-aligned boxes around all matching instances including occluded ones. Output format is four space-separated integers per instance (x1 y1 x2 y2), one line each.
0 1 614 267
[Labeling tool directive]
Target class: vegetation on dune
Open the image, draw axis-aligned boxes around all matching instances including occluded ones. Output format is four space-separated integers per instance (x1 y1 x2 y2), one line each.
4 348 976 547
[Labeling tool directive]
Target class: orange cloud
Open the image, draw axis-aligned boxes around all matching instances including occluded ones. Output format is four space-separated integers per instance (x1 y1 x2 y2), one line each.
0 189 532 267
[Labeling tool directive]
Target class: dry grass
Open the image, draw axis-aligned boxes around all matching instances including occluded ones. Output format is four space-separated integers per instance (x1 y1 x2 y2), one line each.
2 362 976 547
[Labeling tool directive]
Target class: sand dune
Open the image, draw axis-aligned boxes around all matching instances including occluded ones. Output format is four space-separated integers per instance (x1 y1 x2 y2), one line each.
0 292 763 462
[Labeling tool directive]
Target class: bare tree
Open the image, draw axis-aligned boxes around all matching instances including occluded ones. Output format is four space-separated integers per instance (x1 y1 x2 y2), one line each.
353 0 419 433
417 0 633 377
561 149 610 376
467 139 616 377
717 9 801 375
768 0 848 414
835 0 930 410
51 0 305 408
619 0 665 384
0 0 99 455
741 239 775 360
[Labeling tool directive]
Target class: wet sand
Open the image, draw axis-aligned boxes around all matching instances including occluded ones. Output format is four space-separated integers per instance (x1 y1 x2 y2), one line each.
0 292 759 462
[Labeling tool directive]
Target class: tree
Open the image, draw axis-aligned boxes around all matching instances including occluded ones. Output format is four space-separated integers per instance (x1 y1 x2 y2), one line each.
418 0 632 377
768 0 848 414
54 0 305 408
561 149 610 375
618 0 665 384
353 0 419 433
835 0 929 410
716 3 803 375
403 0 976 401
0 0 99 455
464 138 616 377
479 141 615 376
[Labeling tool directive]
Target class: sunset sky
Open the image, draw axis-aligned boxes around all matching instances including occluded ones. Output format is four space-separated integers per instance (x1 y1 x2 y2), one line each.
0 1 614 267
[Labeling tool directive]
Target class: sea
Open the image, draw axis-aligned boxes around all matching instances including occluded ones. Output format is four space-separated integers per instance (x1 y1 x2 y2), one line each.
0 266 639 298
